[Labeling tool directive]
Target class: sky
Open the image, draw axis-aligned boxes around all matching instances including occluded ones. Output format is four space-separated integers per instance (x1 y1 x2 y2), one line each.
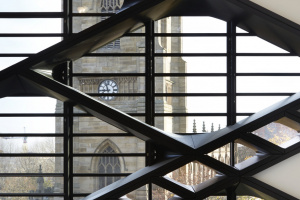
1 4 300 135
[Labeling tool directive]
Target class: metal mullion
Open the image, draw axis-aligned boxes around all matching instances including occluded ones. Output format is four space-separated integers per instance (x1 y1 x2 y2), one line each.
73 133 134 137
154 93 226 96
72 13 115 17
73 153 146 157
227 20 236 200
87 93 145 96
154 73 227 76
154 33 227 37
237 73 300 76
0 12 64 18
0 193 64 197
73 113 145 117
0 133 63 137
155 53 227 57
237 93 294 96
0 173 64 177
0 153 64 157
72 73 145 76
236 113 253 116
0 34 63 37
74 173 130 177
155 113 227 117
0 53 33 57
0 113 64 117
84 53 146 56
236 53 295 56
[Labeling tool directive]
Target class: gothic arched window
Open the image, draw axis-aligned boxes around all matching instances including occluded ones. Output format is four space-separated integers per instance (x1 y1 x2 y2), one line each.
98 146 121 189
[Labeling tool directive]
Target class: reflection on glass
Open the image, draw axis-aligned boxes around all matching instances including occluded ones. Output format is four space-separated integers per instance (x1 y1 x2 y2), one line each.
236 96 288 113
166 161 217 185
237 36 288 53
0 37 61 53
0 19 62 33
252 117 299 146
237 56 300 73
237 76 300 93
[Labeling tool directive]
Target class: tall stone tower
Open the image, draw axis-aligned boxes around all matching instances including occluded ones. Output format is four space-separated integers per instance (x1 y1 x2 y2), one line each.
55 0 186 199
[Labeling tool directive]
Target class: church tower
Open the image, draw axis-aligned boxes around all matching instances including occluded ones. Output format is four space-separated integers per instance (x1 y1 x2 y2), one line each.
55 0 186 199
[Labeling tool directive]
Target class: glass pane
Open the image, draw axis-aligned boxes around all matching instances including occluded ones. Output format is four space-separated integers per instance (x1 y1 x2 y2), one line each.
237 56 300 73
166 161 217 185
182 17 227 33
0 117 61 133
237 76 300 93
155 77 226 93
235 143 256 164
236 27 248 33
0 19 62 33
237 197 263 200
73 117 126 134
0 97 61 113
73 56 145 73
152 184 174 199
237 96 288 113
237 36 288 53
0 0 62 12
155 116 226 133
155 57 226 73
73 0 125 14
0 57 27 71
208 143 231 165
90 37 145 53
73 156 145 173
252 117 300 146
155 97 226 113
156 37 226 53
125 186 148 200
73 76 145 93
0 157 63 173
0 177 62 193
73 176 125 193
155 16 226 33
0 137 61 153
0 37 61 53
73 137 145 153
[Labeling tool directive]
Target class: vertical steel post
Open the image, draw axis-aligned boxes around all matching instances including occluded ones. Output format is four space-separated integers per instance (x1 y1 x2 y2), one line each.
227 20 237 200
145 19 155 200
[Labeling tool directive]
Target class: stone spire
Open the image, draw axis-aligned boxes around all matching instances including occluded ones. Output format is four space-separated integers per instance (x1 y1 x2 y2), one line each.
202 121 206 132
37 165 44 193
192 119 197 133
218 124 221 130
211 123 214 132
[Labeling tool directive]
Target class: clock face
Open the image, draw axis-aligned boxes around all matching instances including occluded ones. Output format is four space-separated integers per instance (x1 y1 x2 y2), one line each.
98 79 118 101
